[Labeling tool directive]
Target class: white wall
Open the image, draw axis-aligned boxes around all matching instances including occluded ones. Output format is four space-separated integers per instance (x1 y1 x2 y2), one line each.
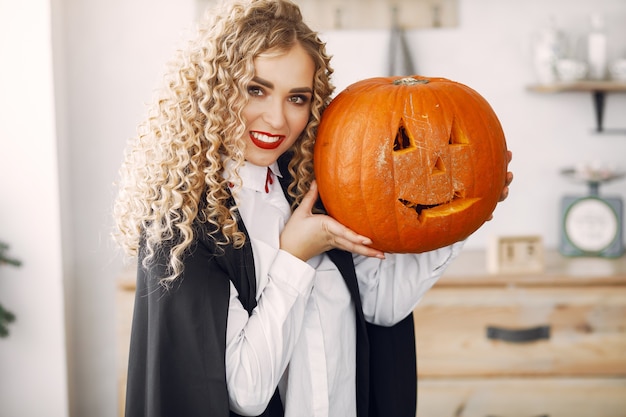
3 0 624 416
55 1 196 415
0 0 69 416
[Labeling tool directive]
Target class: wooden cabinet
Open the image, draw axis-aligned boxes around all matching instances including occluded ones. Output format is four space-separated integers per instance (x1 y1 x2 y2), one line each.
413 250 626 417
117 251 626 416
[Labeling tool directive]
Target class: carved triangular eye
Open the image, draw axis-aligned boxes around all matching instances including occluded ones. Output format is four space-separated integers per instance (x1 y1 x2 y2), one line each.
393 119 415 152
432 156 445 174
449 117 469 145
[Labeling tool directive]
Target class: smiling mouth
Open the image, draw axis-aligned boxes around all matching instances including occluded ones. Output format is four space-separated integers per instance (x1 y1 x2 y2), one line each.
399 199 441 215
399 192 480 222
250 131 286 150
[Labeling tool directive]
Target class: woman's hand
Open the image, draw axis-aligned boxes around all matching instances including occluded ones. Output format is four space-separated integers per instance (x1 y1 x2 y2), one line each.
500 150 514 202
488 150 514 220
280 181 385 262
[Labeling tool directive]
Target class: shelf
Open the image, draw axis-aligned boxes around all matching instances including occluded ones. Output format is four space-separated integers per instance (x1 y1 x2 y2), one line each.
527 81 626 133
197 0 458 30
527 80 626 93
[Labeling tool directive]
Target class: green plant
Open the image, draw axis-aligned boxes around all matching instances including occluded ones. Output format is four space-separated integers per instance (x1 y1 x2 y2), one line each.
1 242 21 338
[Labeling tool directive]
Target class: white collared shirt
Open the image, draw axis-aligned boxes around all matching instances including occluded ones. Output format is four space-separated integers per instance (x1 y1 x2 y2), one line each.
223 160 464 417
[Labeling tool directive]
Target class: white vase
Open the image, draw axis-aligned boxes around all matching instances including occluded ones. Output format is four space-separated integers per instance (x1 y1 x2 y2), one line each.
532 19 567 84
587 13 608 80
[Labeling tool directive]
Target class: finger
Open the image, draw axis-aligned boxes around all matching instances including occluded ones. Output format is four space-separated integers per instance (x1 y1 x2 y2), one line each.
297 180 319 214
322 217 372 246
499 185 509 202
322 219 385 258
505 171 514 186
336 237 385 259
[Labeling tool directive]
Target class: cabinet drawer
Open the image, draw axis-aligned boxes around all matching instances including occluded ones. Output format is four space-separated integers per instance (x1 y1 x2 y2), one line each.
413 286 626 377
416 378 626 417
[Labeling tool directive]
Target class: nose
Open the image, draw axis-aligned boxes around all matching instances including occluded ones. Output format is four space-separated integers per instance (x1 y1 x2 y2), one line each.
262 99 287 130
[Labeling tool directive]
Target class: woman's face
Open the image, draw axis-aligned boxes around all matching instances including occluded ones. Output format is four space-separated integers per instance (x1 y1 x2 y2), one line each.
241 42 315 167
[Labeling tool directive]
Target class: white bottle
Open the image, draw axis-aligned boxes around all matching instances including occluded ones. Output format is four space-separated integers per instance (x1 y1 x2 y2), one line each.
532 16 566 84
587 13 607 80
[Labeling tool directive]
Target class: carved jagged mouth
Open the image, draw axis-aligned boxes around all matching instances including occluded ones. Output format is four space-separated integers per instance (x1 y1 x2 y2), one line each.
398 191 479 222
398 199 441 215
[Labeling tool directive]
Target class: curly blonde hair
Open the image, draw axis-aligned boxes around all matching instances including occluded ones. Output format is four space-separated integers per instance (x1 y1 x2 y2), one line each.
113 0 334 282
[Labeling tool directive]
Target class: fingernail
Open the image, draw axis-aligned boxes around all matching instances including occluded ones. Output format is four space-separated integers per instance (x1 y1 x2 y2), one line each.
362 238 372 245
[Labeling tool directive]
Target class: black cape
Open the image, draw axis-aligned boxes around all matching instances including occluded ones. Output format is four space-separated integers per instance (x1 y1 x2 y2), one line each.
124 155 417 417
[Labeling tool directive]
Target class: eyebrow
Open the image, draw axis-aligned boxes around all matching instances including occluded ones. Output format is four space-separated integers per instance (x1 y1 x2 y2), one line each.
251 76 313 94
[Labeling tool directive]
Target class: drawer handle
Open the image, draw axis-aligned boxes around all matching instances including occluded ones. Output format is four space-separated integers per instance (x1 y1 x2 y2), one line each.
486 325 550 343
487 415 549 417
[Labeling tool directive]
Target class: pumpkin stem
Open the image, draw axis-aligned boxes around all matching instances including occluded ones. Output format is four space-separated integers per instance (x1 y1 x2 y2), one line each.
393 77 429 86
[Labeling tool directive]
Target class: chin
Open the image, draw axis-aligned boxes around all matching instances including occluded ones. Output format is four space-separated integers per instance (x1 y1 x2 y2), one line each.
244 152 280 167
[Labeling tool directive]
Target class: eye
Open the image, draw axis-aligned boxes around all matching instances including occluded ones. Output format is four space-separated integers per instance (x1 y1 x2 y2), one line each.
247 85 264 97
288 94 310 105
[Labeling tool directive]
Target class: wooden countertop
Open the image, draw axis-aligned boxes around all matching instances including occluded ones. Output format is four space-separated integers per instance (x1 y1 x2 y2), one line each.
117 261 137 291
118 251 626 290
440 250 626 287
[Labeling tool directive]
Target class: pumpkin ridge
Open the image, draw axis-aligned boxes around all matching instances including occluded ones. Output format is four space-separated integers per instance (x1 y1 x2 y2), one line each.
362 97 397 245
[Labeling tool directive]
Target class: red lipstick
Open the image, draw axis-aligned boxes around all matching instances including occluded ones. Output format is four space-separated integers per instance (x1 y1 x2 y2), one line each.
249 131 286 150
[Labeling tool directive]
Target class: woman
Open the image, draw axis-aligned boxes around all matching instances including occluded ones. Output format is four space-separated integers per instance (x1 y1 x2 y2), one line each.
113 1 512 416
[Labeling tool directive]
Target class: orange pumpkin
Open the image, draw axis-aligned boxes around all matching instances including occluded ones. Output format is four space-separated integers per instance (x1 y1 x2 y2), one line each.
313 75 508 253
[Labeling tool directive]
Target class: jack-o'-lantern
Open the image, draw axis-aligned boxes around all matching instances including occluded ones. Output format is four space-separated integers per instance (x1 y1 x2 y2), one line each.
313 75 508 253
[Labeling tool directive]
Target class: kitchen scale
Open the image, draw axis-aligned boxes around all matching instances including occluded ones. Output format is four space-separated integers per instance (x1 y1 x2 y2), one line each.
559 166 624 258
